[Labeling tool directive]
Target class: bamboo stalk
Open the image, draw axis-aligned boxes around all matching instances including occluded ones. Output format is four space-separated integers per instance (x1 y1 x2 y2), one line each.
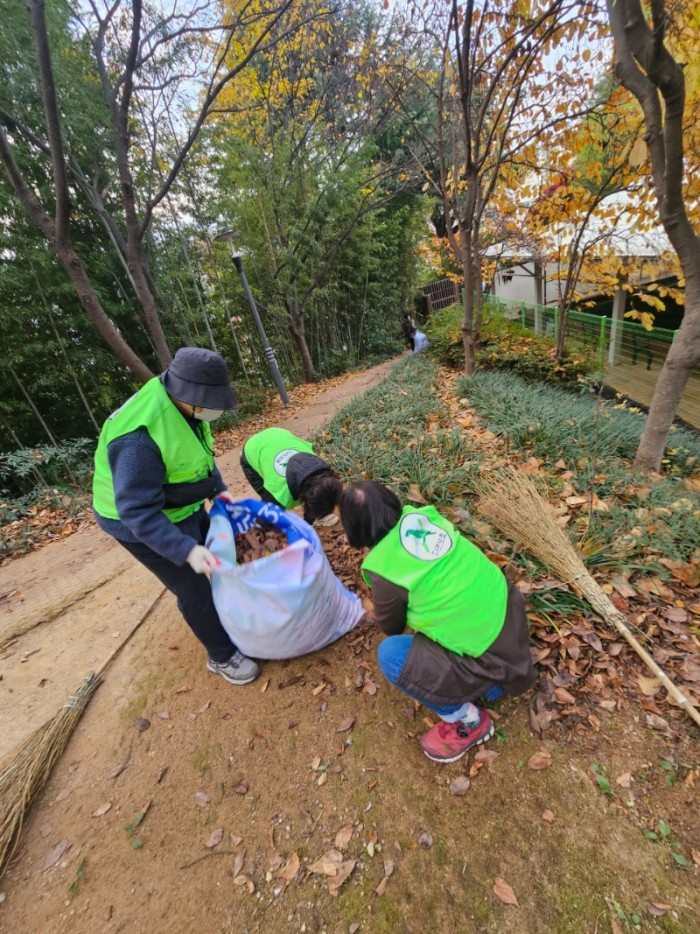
476 468 700 730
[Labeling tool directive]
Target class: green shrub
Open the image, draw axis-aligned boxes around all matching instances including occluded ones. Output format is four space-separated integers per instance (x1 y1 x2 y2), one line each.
215 381 273 431
425 303 595 387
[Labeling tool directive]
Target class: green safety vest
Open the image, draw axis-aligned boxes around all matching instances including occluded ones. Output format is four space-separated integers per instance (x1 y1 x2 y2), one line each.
362 505 507 657
93 377 215 524
243 427 314 508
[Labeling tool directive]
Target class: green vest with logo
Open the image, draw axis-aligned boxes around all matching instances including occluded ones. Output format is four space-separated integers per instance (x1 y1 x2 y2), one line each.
92 377 215 524
362 505 507 657
243 428 314 508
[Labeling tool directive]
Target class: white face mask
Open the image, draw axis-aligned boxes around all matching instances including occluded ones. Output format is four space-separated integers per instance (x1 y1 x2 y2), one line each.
193 407 224 422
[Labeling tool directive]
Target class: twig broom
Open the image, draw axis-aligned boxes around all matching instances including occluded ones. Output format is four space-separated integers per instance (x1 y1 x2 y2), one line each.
0 588 166 877
476 468 700 730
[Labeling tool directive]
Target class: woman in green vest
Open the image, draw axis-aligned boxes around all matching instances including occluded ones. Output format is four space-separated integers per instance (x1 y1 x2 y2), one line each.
340 481 534 762
241 427 342 523
93 347 259 686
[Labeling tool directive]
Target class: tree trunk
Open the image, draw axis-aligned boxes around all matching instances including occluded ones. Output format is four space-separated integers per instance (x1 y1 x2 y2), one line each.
555 299 568 360
9 364 58 446
460 232 476 375
286 296 315 382
634 281 700 470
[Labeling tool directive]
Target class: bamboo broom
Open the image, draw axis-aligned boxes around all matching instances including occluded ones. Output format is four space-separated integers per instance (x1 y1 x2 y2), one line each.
0 588 166 877
476 468 700 730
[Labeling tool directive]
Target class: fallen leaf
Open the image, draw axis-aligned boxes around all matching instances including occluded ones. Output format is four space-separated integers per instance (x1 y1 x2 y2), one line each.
233 781 249 795
349 925 360 934
542 809 555 823
311 682 327 696
198 701 211 714
317 772 328 787
493 877 519 907
328 858 357 896
638 675 661 697
647 903 672 917
554 688 576 705
527 749 552 770
336 716 356 733
195 791 210 808
175 684 192 694
43 840 70 871
449 775 471 796
205 828 224 849
308 855 339 877
418 832 433 849
474 749 499 763
232 847 246 879
664 607 688 623
133 717 151 732
615 772 632 789
281 852 300 882
374 876 389 896
92 802 112 817
107 761 128 779
260 678 270 693
407 484 427 505
335 825 353 850
691 848 700 868
155 710 171 720
362 679 378 696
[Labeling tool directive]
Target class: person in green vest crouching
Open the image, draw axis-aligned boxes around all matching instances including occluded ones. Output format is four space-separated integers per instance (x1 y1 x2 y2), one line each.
241 427 342 524
340 481 535 763
93 348 260 686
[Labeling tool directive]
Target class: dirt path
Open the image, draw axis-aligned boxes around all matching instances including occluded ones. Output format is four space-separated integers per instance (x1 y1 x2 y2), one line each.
0 358 398 762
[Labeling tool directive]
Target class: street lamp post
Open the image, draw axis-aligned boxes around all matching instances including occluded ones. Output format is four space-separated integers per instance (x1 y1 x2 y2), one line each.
215 229 290 405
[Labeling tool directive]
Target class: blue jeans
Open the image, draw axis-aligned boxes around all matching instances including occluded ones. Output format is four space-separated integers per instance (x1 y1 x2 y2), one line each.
377 635 470 721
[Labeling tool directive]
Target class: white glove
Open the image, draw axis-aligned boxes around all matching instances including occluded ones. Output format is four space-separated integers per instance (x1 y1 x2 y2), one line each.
186 545 220 574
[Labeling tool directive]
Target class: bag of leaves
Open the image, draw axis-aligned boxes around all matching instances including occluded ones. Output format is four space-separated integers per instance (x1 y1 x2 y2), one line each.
206 498 364 659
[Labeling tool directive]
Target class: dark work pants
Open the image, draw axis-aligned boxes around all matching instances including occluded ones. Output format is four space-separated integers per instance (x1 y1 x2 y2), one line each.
116 510 237 663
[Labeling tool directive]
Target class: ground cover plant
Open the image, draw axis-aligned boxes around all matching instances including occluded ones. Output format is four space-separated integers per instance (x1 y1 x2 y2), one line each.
314 355 479 509
459 371 700 564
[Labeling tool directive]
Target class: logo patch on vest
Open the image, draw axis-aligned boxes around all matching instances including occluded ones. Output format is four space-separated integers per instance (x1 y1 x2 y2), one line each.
399 514 452 561
273 448 299 476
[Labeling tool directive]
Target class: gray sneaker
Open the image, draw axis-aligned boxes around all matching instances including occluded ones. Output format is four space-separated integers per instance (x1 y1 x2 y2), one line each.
207 651 260 685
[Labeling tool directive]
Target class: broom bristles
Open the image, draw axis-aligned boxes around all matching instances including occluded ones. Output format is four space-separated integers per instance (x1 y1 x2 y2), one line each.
476 468 587 583
475 467 700 729
0 672 102 877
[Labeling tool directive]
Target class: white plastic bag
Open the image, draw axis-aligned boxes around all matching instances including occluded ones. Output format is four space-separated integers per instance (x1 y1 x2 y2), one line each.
413 330 429 353
206 498 364 659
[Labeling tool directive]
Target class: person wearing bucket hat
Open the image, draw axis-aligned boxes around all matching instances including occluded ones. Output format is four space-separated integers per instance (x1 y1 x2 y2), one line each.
93 348 260 686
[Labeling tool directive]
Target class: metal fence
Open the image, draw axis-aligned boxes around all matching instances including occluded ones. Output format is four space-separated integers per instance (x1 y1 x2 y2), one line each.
481 295 700 427
422 278 461 311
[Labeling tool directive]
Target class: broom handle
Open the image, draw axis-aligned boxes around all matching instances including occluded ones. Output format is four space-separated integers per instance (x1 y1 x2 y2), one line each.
95 587 167 677
580 581 700 730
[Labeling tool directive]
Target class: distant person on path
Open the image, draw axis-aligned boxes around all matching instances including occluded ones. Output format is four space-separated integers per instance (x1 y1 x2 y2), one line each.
339 481 535 763
412 330 429 354
240 427 342 524
93 347 260 686
401 312 416 351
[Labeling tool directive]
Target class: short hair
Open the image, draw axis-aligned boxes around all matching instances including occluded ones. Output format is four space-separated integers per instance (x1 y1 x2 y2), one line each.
340 481 402 549
300 470 343 524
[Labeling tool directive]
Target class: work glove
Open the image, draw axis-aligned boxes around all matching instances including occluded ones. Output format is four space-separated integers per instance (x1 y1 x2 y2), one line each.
186 545 220 574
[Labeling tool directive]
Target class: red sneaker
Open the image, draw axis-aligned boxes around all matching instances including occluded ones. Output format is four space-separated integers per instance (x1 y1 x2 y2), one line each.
420 710 494 763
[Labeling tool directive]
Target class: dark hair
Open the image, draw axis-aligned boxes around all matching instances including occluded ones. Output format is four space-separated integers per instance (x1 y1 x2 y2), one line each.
340 481 402 549
300 470 343 524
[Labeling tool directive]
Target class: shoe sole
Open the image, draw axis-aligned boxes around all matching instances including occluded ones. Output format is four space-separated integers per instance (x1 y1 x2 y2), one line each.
422 722 495 764
206 662 259 686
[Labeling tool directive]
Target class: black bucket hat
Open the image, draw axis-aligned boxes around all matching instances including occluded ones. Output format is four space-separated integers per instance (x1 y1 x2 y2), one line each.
162 348 237 410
